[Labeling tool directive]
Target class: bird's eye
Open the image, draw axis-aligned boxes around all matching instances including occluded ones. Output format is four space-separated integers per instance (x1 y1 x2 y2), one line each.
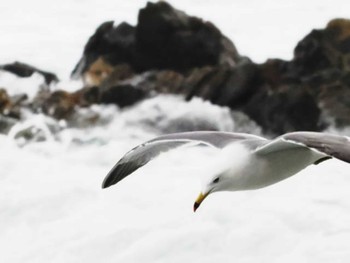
213 177 220 184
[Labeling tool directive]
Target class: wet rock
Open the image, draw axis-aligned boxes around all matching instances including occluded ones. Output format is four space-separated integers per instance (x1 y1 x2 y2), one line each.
35 90 78 120
257 18 350 130
72 1 241 85
243 84 323 135
99 84 147 107
0 61 58 84
74 86 100 107
134 1 240 71
185 59 259 108
71 21 136 82
316 83 350 126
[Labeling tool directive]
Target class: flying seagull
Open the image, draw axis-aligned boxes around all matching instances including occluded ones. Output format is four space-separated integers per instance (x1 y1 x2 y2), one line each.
102 131 350 211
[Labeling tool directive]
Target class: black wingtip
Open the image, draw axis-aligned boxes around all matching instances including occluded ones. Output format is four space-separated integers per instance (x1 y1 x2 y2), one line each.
101 164 121 189
101 175 114 189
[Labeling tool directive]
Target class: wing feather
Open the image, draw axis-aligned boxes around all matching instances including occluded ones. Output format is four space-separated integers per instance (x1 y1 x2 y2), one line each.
255 131 350 164
102 131 266 188
283 132 350 163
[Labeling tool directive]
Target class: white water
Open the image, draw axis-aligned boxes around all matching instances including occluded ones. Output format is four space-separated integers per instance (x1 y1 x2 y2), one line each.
1 1 350 262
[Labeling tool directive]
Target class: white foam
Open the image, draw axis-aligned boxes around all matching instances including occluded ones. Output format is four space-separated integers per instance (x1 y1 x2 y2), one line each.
0 71 45 100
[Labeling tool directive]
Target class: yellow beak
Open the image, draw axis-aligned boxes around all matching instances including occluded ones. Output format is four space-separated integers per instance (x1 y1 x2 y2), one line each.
193 192 209 212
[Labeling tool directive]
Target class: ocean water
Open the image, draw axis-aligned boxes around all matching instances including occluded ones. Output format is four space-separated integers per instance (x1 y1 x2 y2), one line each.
1 1 350 262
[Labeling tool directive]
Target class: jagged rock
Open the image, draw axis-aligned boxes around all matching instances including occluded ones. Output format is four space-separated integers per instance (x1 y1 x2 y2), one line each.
0 61 58 84
134 1 240 71
293 18 350 75
180 60 323 134
36 90 77 120
243 84 323 135
185 59 259 107
72 1 241 86
252 18 350 131
71 21 136 82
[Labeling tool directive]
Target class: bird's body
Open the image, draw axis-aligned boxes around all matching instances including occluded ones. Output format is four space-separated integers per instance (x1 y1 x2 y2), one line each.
233 144 323 191
102 131 350 211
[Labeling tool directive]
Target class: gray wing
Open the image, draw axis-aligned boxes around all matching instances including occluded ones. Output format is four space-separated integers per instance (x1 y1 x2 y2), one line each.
102 131 266 188
255 131 350 163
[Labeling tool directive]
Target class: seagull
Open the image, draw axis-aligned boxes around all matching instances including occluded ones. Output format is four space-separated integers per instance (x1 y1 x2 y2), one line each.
102 131 350 212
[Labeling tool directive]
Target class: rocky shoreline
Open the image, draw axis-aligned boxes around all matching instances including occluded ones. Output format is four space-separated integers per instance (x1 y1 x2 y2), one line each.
1 1 350 136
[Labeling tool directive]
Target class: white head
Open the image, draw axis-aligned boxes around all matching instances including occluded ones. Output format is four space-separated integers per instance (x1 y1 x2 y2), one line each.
193 143 251 212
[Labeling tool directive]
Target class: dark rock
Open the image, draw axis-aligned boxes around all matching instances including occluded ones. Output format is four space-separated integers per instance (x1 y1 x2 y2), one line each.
260 18 350 130
1 61 58 84
134 1 240 71
293 30 331 75
71 22 136 83
135 70 185 94
74 86 100 107
243 85 323 135
98 64 134 88
291 18 350 75
185 59 260 108
72 1 241 85
185 66 232 102
99 84 148 107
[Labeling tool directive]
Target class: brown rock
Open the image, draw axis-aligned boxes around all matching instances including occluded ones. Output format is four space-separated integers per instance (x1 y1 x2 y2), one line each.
41 90 77 120
0 88 11 114
83 57 115 87
0 88 24 119
83 59 134 87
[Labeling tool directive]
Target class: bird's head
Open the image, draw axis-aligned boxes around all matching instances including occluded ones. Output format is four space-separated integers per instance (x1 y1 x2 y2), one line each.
193 142 251 212
193 171 231 212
